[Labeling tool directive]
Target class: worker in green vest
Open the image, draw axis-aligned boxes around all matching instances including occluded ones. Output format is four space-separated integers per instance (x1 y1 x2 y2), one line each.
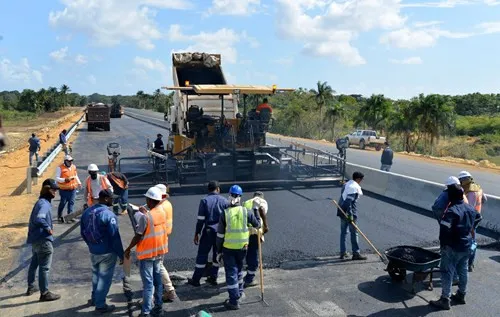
216 185 261 310
242 191 269 287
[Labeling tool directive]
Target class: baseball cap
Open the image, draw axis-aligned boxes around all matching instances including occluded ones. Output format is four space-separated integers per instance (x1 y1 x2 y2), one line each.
42 178 59 190
99 189 114 199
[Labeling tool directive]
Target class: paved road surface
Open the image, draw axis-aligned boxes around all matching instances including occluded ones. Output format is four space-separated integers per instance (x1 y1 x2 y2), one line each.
125 107 500 196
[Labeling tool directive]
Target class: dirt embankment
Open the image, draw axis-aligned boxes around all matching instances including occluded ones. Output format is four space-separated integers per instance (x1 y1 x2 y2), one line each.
0 110 83 278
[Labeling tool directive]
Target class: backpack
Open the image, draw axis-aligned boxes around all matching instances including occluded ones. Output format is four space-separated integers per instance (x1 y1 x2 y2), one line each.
83 207 105 244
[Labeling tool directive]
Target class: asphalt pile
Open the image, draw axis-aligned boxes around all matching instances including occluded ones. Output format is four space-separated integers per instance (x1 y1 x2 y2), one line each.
389 247 437 264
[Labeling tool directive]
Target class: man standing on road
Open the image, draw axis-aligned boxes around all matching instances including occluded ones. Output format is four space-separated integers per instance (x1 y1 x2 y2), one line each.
55 155 82 223
59 129 68 155
106 171 129 215
84 164 113 208
380 142 393 172
458 171 487 272
187 181 229 287
337 171 367 261
432 176 469 221
26 179 61 302
430 184 480 310
242 191 269 288
28 133 41 166
80 189 124 314
125 187 168 317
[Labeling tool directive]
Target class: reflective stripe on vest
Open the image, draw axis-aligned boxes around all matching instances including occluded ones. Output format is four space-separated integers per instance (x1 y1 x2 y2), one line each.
136 206 168 260
223 206 249 250
86 175 109 206
108 173 127 189
58 164 79 190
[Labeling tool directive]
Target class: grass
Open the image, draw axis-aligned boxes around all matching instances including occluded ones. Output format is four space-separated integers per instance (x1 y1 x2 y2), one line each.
0 109 37 125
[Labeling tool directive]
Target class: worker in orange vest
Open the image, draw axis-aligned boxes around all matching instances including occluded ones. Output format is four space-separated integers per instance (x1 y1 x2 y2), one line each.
55 155 82 223
124 187 168 316
84 164 113 208
106 172 129 215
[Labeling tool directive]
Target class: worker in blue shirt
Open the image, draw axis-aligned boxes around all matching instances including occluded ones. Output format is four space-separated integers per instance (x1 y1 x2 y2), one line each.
187 181 229 287
28 133 41 166
59 129 68 155
430 184 481 311
80 189 124 314
26 178 61 302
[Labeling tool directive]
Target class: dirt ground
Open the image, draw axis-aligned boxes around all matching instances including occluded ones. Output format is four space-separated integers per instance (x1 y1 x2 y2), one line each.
0 110 83 278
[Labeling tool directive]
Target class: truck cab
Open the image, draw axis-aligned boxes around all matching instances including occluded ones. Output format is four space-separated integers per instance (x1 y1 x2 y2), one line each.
345 130 386 150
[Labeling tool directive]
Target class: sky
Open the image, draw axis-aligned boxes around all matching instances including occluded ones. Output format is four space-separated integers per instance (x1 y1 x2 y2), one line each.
1 0 500 99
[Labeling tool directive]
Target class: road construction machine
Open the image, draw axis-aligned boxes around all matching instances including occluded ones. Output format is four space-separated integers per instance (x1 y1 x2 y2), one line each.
87 103 111 131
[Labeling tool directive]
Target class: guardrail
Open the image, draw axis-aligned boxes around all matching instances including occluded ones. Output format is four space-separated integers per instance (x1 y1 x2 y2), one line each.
26 113 85 194
125 111 170 131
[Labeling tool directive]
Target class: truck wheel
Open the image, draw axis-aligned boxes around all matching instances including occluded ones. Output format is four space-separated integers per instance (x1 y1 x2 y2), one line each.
105 123 111 131
359 139 366 150
375 144 382 151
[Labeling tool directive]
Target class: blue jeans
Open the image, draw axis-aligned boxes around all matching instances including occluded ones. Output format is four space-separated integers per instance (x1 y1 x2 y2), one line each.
140 257 163 315
440 246 469 298
469 240 477 267
191 227 219 282
112 189 128 214
380 164 392 172
91 253 117 309
29 151 39 166
244 234 259 283
27 240 53 294
57 189 76 217
340 218 360 254
223 248 246 305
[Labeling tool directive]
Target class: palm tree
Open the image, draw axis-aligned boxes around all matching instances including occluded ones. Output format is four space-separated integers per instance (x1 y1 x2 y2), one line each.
388 99 419 152
60 84 70 107
47 87 59 111
324 102 344 141
355 94 393 132
136 90 145 109
311 81 335 137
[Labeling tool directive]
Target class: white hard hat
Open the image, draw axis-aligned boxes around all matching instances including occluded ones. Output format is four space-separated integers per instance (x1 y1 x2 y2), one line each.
445 176 460 186
64 155 73 161
154 184 167 195
458 171 472 179
87 163 99 172
145 186 163 201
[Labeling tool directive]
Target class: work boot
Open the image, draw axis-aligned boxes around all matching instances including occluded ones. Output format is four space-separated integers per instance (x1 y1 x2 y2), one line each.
58 217 65 224
339 252 350 260
429 297 451 310
451 291 466 305
87 298 95 306
223 299 240 310
187 278 201 287
352 253 367 261
243 280 258 288
162 290 177 302
95 304 115 314
39 291 61 302
206 276 218 286
468 264 474 272
26 285 38 296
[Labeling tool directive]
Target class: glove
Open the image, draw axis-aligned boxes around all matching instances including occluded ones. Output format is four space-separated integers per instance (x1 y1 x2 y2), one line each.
216 253 224 267
83 203 88 210
346 215 354 223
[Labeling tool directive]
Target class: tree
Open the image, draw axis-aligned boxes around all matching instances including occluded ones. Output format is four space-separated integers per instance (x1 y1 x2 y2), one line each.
355 94 393 131
324 102 344 141
19 89 39 113
388 99 420 152
311 81 335 137
60 84 70 107
136 90 145 109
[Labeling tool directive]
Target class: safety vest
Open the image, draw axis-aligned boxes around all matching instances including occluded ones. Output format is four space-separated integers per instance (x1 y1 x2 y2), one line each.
243 198 255 210
222 206 249 250
159 199 173 236
108 173 128 189
244 198 264 236
136 205 168 260
86 175 109 206
58 164 79 190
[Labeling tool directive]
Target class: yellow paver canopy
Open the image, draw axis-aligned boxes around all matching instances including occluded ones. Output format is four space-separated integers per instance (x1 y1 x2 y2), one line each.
163 84 294 95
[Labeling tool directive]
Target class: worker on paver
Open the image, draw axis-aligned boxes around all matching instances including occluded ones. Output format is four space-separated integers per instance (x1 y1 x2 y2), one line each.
458 170 487 272
432 176 469 220
380 141 393 172
80 189 124 314
216 185 261 310
255 97 273 114
55 155 82 223
26 179 61 302
154 184 177 302
337 171 367 261
59 129 68 155
242 191 269 288
106 171 129 215
429 184 481 310
84 164 113 208
28 133 41 166
124 187 168 317
153 133 165 152
188 181 229 287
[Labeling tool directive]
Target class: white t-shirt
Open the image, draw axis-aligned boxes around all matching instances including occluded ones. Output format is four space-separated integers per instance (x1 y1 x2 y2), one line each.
88 175 113 199
250 197 268 238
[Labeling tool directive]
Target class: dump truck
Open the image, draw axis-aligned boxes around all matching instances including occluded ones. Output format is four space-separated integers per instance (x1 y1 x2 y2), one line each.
110 104 124 118
87 103 111 131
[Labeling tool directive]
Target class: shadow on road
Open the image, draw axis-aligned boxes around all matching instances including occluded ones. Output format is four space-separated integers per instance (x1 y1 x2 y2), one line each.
0 222 29 229
358 275 415 303
362 304 436 317
490 255 500 264
30 303 128 316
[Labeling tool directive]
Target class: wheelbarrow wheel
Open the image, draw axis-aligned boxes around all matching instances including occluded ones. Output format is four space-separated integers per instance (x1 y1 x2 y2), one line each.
387 262 407 282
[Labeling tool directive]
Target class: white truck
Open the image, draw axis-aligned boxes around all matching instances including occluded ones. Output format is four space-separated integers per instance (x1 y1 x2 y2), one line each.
345 130 386 151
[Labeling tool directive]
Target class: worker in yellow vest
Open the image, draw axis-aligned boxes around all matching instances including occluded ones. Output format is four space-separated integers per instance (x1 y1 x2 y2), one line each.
216 185 261 310
84 164 113 208
55 155 82 223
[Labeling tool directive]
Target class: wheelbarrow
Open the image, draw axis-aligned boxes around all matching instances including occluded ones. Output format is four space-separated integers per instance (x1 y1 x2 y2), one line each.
384 245 441 293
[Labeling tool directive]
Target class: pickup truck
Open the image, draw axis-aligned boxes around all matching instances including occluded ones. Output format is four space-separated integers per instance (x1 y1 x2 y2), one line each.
345 130 386 151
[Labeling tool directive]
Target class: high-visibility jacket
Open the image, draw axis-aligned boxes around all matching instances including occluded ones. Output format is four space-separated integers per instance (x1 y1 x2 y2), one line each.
159 199 173 235
244 198 265 237
58 164 79 190
223 206 249 250
86 175 109 206
136 205 168 260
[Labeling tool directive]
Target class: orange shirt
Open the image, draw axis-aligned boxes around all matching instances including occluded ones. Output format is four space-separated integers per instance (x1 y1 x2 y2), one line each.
256 103 273 113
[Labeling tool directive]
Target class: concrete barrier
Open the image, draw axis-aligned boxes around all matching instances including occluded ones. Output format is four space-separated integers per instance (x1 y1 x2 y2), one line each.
344 162 500 236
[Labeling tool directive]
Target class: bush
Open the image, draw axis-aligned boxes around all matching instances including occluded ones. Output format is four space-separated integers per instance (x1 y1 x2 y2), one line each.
0 109 36 122
456 116 500 136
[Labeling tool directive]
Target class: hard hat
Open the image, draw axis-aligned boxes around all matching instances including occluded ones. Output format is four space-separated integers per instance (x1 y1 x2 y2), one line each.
144 186 163 201
445 176 460 186
155 184 167 195
229 185 243 196
64 155 73 161
87 163 99 172
458 171 472 179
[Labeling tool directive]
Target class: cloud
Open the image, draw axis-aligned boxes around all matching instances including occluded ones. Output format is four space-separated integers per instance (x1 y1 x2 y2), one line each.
87 75 96 85
41 65 51 72
476 21 500 34
49 0 193 50
56 34 72 41
206 0 261 16
413 21 443 28
389 56 423 64
75 54 88 65
134 56 167 72
0 58 43 84
274 56 294 65
49 47 69 62
402 0 499 8
380 27 473 49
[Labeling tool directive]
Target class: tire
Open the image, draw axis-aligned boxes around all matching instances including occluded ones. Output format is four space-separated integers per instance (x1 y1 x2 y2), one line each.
375 144 382 151
387 262 406 282
88 123 93 131
105 123 111 131
359 139 366 150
